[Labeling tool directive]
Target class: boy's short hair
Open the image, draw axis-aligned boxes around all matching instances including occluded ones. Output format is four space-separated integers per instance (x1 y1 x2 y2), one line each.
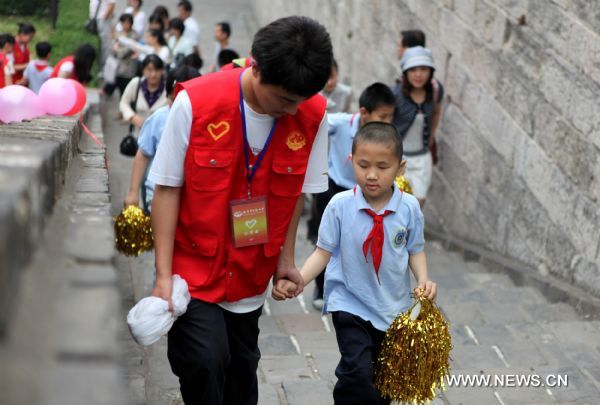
251 16 333 98
169 18 185 33
166 65 200 96
0 33 15 48
35 41 51 58
358 82 396 112
178 1 192 12
217 49 239 67
352 122 403 161
17 23 36 35
401 29 426 48
182 53 203 70
217 22 231 38
120 13 134 25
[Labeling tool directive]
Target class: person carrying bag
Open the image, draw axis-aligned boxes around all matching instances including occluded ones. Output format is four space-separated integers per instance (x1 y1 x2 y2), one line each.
120 77 141 156
85 0 101 35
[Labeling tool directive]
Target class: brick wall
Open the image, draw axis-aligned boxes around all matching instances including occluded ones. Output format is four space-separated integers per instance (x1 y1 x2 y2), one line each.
253 0 600 296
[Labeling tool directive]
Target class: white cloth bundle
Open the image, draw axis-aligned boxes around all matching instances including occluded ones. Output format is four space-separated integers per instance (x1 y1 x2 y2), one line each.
127 275 191 346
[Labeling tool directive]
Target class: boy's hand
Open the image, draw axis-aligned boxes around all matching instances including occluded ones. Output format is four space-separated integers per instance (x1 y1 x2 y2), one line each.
272 279 298 301
415 280 437 300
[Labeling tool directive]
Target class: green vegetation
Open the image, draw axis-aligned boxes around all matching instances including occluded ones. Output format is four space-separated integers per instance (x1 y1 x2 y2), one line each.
0 0 99 84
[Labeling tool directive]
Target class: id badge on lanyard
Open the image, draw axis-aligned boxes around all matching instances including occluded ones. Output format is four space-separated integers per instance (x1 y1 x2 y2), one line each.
230 69 277 248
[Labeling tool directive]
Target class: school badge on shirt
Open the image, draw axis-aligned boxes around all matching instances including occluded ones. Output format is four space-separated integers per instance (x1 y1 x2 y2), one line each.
286 131 306 151
393 227 408 248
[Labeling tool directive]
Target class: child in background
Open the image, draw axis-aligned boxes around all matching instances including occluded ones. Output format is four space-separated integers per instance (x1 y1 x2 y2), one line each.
320 59 352 113
274 122 437 405
308 83 396 309
0 33 15 88
21 42 52 93
217 48 239 70
123 65 200 212
12 23 35 83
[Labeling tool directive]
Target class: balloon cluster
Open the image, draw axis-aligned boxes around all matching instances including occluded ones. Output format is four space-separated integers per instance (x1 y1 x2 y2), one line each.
0 78 87 124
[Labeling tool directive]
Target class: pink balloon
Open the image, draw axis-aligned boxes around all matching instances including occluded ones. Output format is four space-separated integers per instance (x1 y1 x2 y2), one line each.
0 85 44 124
64 79 87 116
39 78 77 115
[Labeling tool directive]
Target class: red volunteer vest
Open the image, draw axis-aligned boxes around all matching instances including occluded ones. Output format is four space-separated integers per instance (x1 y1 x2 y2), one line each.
173 68 326 303
0 52 7 88
50 56 77 80
12 40 29 82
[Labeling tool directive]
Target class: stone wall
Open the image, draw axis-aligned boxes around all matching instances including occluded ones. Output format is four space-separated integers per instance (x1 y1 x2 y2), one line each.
253 0 600 296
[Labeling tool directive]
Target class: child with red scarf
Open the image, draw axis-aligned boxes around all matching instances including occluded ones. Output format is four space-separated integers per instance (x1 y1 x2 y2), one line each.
21 42 52 93
12 23 35 83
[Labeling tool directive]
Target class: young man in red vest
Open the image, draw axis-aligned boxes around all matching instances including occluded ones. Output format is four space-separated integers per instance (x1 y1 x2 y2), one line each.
147 16 333 405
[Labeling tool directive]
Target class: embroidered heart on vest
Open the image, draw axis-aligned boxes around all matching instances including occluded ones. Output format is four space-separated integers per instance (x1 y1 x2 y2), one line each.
207 121 230 141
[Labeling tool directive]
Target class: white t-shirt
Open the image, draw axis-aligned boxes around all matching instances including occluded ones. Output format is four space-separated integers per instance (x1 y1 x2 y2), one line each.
58 61 74 77
183 17 200 47
89 0 116 20
149 90 329 313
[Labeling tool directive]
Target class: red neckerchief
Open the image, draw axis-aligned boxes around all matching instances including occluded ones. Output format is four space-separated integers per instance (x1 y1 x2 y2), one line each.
353 186 393 284
34 61 49 72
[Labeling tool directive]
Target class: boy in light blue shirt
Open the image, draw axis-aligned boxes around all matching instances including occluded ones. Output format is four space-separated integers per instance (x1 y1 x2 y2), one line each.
308 83 397 309
274 122 437 404
124 65 200 212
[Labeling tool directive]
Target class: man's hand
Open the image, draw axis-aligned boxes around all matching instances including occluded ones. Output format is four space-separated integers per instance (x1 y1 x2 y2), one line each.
272 279 297 300
124 190 140 208
151 275 173 312
274 256 304 297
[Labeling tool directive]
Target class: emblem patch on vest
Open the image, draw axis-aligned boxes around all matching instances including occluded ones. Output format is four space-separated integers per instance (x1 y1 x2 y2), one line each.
286 131 306 151
207 121 230 141
393 227 408 248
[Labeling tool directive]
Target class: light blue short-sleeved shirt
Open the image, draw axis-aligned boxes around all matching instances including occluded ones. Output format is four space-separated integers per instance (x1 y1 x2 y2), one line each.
317 185 425 331
327 112 360 189
137 105 170 193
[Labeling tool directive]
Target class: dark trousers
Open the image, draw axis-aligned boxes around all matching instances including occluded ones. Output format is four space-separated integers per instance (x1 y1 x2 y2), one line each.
307 178 348 298
332 311 391 405
167 299 262 405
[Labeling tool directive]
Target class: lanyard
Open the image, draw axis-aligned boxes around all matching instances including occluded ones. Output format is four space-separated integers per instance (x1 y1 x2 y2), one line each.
239 70 277 198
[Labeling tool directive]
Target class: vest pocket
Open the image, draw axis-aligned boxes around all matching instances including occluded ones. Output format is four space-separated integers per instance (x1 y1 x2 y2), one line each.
173 233 220 286
191 149 235 191
270 156 307 197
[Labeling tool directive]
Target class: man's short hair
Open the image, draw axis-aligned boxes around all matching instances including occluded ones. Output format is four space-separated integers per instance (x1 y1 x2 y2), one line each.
182 53 203 70
251 16 333 98
178 1 192 12
401 29 426 48
35 41 52 58
217 22 231 38
358 82 396 112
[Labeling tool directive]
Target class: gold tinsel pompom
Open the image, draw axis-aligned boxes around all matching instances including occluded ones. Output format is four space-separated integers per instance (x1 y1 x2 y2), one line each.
375 295 452 404
114 205 154 256
395 175 413 194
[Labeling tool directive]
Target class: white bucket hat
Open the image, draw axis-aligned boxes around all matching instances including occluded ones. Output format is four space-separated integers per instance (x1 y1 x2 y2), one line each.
401 46 435 72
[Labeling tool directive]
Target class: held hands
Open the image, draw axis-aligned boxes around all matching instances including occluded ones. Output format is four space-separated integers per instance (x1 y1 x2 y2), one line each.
274 256 305 297
272 279 298 301
414 279 437 300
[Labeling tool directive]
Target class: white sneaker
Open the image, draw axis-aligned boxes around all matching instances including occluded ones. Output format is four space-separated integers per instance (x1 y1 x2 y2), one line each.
312 298 324 310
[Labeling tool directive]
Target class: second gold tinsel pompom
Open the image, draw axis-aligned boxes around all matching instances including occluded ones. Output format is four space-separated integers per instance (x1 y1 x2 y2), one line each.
395 175 413 194
374 295 452 404
114 205 154 256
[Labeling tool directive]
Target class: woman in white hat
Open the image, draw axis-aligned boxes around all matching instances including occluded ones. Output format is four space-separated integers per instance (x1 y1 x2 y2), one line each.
392 46 443 207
